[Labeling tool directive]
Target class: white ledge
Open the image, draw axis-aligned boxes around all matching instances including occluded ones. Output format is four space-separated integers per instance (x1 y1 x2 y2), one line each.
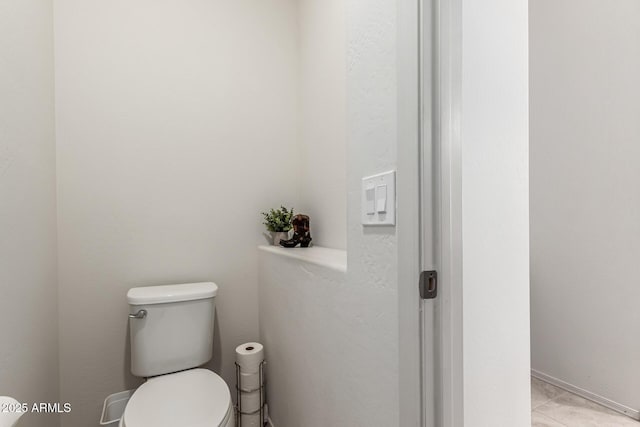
258 245 347 273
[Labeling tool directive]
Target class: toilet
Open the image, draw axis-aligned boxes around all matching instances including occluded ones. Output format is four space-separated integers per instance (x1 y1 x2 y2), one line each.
0 396 25 427
119 282 234 427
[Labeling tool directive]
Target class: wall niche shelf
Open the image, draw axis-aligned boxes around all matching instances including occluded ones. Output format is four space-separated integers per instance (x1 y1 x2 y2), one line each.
258 245 347 273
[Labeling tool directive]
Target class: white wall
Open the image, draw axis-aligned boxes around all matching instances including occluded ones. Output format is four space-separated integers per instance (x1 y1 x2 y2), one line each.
0 1 60 426
260 249 374 426
54 1 300 425
258 0 400 425
257 246 396 427
459 0 531 424
346 0 401 419
335 0 400 421
530 0 640 412
297 0 347 250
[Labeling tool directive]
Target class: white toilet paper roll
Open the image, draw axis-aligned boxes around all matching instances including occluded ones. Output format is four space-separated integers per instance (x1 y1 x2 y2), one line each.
235 342 264 373
239 371 261 391
240 412 261 427
240 389 264 413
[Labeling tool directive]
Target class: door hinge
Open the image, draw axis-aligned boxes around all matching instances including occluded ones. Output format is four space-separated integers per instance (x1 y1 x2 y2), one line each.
419 270 438 299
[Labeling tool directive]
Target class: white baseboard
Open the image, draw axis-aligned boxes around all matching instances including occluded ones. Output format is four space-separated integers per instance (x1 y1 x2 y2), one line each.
531 369 639 420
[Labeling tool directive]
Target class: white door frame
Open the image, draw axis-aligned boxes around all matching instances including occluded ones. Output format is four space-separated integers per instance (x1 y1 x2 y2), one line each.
430 0 464 425
403 0 530 424
397 0 464 426
396 0 427 425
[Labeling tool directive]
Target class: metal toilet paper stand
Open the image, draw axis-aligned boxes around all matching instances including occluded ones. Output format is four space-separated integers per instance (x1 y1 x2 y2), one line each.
235 360 266 426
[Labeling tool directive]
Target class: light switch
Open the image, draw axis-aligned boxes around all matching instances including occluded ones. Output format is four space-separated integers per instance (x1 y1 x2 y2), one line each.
361 170 396 226
365 185 376 215
376 185 387 213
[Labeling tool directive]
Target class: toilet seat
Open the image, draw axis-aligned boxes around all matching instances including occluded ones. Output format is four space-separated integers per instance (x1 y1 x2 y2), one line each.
121 369 233 427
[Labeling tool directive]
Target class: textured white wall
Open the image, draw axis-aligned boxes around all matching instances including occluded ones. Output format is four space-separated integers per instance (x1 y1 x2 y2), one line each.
258 251 356 426
530 0 640 411
346 0 398 292
54 1 300 426
297 0 347 250
0 1 59 426
259 247 398 427
345 0 400 420
258 0 400 425
460 0 531 424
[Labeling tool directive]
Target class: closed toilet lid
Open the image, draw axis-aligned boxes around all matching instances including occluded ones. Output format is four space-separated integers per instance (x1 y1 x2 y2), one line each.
123 369 231 427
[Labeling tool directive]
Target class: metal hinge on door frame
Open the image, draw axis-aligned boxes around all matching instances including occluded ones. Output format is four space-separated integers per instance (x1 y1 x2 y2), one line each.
419 270 438 299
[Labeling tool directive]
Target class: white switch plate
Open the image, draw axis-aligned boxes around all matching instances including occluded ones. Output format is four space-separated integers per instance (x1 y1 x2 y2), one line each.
361 170 396 226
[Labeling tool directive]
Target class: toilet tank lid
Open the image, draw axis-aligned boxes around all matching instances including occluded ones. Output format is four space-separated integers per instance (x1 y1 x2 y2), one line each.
127 282 218 305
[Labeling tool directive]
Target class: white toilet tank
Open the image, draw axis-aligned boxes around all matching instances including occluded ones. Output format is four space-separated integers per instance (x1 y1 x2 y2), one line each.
127 282 218 377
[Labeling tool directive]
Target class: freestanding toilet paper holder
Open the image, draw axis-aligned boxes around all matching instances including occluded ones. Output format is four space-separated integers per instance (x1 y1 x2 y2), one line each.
235 360 266 427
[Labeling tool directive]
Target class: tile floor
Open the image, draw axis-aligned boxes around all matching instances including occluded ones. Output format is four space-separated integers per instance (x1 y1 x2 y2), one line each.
531 377 640 426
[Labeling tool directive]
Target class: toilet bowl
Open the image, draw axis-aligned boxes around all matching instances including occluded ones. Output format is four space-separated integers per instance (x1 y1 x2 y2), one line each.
119 369 234 427
0 397 25 427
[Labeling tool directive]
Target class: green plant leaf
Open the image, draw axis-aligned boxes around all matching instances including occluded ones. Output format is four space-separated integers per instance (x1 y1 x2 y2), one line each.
261 205 294 232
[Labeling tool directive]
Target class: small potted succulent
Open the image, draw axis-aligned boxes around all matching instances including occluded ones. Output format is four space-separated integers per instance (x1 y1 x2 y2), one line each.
262 206 294 246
